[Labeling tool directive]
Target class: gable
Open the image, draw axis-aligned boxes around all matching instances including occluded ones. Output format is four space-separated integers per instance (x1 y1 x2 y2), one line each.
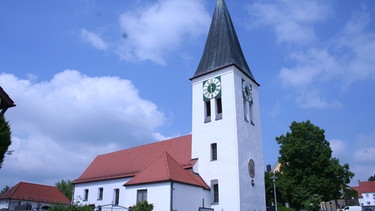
74 134 194 183
125 151 209 189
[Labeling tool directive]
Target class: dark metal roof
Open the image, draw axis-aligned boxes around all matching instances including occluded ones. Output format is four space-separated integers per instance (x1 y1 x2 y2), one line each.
192 0 257 84
0 86 15 114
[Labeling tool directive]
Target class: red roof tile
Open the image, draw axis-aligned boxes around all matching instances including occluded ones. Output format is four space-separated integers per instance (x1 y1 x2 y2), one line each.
0 182 70 204
352 181 375 198
125 151 209 189
74 135 195 183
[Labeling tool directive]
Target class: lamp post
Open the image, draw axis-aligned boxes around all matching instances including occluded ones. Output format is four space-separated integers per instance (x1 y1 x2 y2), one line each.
271 175 278 211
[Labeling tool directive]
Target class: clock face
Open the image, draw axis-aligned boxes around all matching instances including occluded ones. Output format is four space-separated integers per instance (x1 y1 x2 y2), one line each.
203 77 221 99
248 159 255 178
242 80 253 103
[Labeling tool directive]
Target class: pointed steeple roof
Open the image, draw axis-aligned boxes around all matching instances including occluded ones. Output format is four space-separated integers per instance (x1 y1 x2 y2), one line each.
192 0 257 84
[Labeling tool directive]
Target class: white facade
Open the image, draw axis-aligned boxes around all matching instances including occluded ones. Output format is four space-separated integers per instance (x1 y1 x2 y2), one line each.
359 192 375 206
74 178 130 207
74 180 210 211
191 66 266 211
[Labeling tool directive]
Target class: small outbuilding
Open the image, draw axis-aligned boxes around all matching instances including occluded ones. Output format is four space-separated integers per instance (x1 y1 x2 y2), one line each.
0 182 70 210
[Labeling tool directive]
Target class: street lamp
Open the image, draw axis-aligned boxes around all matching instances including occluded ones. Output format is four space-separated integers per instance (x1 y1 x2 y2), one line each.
271 175 278 211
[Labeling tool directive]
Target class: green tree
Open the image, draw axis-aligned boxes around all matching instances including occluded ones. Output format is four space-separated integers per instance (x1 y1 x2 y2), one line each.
276 120 354 210
0 185 10 194
129 201 154 211
369 174 375 181
0 115 12 169
55 179 74 201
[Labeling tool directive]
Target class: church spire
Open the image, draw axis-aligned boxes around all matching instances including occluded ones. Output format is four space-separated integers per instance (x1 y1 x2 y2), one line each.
192 0 257 84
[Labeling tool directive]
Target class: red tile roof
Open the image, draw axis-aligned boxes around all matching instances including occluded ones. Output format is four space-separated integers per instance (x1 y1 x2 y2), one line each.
125 151 209 189
0 182 70 204
74 135 199 184
352 181 375 198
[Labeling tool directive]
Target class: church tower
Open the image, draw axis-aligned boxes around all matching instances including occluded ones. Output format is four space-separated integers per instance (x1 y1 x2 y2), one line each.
191 0 266 210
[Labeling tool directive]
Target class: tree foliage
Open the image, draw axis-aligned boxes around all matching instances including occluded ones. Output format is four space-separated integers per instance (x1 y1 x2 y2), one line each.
0 115 12 169
0 185 10 195
369 174 375 181
276 120 354 210
129 201 154 211
55 179 74 201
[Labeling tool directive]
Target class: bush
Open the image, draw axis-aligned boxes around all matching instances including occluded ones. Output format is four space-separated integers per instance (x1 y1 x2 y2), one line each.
49 204 92 211
128 201 153 211
278 206 295 211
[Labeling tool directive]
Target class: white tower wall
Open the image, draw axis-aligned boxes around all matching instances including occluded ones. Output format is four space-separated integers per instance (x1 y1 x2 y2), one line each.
192 66 265 211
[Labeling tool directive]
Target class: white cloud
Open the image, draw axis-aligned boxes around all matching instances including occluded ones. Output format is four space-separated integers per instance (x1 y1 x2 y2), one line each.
247 0 329 44
295 88 342 109
348 129 375 184
329 139 347 158
353 129 375 163
116 0 210 65
353 147 375 163
80 28 109 51
249 1 375 109
336 9 375 85
278 48 339 87
0 70 168 186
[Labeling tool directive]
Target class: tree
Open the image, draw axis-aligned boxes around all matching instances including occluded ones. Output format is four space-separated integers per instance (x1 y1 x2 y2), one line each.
369 174 375 181
276 120 354 210
55 179 73 201
0 185 10 194
0 115 12 169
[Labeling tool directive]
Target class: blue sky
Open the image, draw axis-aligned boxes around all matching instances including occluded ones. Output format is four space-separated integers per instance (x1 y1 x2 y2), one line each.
1 0 374 189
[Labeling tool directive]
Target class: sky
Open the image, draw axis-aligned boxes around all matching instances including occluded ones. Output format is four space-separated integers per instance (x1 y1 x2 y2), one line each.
0 0 374 189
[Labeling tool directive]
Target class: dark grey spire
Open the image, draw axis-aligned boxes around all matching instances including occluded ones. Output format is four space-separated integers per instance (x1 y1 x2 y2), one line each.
192 0 257 84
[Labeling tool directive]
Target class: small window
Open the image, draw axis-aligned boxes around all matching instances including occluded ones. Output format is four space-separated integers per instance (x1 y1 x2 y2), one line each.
211 143 217 161
137 189 147 203
205 100 211 123
98 188 103 200
84 189 89 201
211 180 219 204
215 97 222 120
114 189 120 205
213 184 219 203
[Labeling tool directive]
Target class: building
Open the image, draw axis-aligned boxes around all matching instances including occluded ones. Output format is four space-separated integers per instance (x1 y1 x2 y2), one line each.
0 182 70 210
352 181 375 208
73 0 266 210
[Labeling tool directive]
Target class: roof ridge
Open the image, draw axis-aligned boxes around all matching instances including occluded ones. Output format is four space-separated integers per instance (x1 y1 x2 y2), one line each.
98 134 191 156
162 151 172 179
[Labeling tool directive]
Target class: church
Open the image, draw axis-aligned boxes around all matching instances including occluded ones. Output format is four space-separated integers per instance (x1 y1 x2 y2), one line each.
73 0 266 210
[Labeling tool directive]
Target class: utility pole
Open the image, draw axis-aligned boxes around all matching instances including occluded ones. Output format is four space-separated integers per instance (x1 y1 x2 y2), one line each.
272 175 278 211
